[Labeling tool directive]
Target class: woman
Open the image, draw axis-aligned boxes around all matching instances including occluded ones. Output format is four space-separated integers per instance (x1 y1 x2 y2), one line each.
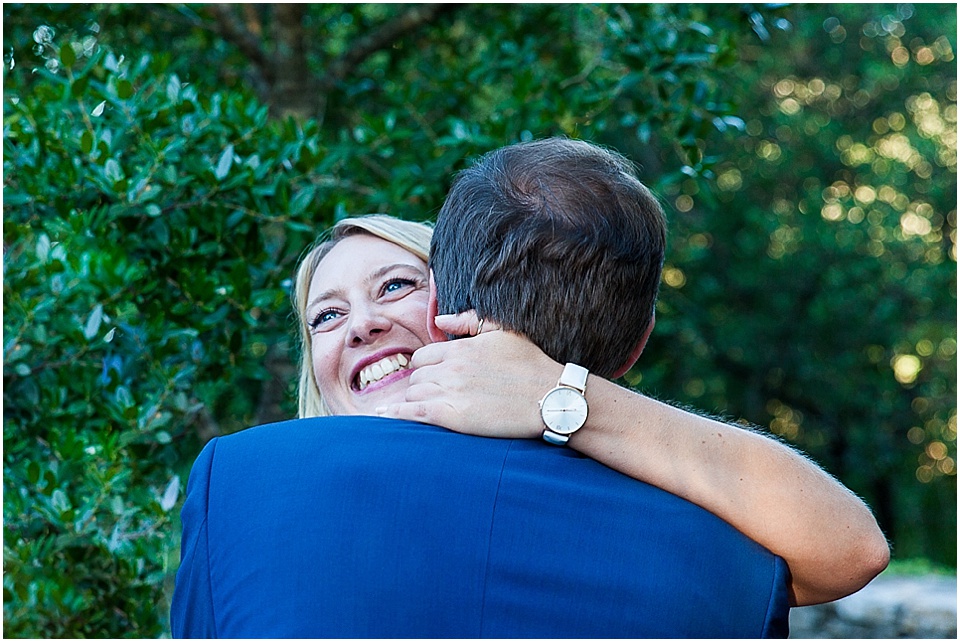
294 214 435 418
293 214 889 607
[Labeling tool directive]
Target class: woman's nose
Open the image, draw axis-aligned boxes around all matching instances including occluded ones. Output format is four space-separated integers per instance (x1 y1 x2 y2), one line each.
346 305 392 346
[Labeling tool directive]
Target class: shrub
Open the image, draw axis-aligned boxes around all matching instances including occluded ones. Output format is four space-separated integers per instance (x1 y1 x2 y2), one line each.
2 45 332 637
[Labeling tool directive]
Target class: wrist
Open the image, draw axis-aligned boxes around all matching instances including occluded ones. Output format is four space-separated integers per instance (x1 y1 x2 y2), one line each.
539 363 590 445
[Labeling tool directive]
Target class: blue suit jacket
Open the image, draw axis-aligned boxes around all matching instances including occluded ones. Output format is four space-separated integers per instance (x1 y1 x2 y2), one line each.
171 416 789 638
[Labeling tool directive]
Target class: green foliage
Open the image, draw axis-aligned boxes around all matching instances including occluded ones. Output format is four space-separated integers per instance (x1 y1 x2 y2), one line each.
885 557 956 576
3 4 770 636
2 2 955 637
2 47 310 637
639 3 957 564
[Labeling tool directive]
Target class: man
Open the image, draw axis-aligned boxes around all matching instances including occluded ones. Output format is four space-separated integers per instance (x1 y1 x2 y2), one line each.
171 138 885 637
386 137 887 606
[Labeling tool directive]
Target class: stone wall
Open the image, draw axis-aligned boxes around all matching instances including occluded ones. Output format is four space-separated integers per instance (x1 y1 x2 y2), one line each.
789 573 957 638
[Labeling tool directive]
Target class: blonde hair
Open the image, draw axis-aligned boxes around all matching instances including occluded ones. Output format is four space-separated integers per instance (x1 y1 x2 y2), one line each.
293 214 434 417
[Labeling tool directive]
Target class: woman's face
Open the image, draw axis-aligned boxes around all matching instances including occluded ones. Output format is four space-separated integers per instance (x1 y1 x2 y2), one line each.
306 234 432 415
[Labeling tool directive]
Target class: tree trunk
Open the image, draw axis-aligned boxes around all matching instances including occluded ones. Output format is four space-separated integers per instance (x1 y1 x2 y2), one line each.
271 4 314 121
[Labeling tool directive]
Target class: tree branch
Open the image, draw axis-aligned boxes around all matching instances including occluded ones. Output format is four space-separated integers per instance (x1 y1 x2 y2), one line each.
319 4 459 91
206 4 274 84
242 4 264 38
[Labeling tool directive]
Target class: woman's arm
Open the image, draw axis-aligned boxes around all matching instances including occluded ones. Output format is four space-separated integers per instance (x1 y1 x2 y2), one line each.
378 321 890 607
571 376 890 606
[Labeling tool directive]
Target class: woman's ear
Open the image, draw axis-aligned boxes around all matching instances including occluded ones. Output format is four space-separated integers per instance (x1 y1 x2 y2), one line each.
426 270 449 343
610 315 655 379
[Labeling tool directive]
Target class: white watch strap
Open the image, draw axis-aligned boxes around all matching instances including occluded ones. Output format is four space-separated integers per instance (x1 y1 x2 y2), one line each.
542 430 570 446
559 363 588 392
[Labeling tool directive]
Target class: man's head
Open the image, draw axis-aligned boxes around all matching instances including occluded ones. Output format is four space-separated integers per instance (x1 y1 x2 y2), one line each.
430 137 666 378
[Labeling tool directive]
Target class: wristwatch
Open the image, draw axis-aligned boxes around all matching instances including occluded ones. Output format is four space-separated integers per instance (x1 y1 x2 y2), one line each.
539 363 589 446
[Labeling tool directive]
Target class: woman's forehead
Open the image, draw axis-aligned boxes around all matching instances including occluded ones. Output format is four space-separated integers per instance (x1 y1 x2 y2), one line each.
310 235 427 294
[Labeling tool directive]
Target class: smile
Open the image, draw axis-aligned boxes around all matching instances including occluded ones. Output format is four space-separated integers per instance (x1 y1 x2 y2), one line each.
355 353 412 391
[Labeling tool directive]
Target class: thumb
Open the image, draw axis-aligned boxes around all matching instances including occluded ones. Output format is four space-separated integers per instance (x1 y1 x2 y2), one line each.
434 310 480 336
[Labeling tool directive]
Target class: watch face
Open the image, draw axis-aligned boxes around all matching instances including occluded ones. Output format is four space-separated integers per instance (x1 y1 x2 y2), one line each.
540 387 588 435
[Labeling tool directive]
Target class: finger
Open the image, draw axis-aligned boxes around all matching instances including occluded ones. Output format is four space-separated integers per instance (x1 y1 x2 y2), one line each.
435 313 503 337
408 342 452 368
434 311 479 336
409 344 485 380
402 378 448 402
376 400 455 426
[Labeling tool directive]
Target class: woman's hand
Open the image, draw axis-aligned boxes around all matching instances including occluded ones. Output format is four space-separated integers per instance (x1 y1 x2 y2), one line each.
377 311 561 438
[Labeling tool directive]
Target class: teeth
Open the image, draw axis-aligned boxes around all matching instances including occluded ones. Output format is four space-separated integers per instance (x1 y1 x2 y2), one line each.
357 355 411 391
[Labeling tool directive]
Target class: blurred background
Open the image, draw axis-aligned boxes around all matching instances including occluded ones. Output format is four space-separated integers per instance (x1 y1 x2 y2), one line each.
3 3 956 637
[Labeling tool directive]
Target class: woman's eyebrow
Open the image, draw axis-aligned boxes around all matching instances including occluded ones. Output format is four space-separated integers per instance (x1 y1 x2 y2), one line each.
306 287 344 312
365 263 426 284
307 263 424 311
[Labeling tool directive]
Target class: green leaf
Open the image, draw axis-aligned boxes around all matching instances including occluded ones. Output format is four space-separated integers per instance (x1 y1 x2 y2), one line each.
637 122 652 143
214 144 234 181
285 221 315 233
149 219 170 245
226 210 246 229
36 234 51 262
60 43 76 68
80 130 94 154
92 100 106 117
115 385 133 409
166 75 182 102
159 475 179 511
674 53 712 67
27 462 41 485
84 304 104 340
72 72 89 94
104 159 123 182
117 79 134 100
42 470 56 495
107 524 122 552
289 186 316 215
688 21 714 37
3 192 32 207
51 489 70 512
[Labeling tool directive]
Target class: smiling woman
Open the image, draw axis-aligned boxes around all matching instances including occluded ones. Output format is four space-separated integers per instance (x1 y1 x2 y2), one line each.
293 215 434 417
306 235 431 414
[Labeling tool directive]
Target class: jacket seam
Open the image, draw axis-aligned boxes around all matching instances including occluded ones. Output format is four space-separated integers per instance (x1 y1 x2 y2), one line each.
478 439 514 637
204 438 220 638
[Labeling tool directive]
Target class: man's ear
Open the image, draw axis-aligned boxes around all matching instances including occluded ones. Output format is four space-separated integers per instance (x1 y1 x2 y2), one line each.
610 315 655 379
426 270 449 343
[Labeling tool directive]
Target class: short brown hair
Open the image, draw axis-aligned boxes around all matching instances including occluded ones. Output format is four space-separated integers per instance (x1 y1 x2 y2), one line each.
430 138 666 378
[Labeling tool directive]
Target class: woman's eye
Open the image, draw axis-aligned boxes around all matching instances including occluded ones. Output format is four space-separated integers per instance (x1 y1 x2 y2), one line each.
382 278 416 296
309 309 341 329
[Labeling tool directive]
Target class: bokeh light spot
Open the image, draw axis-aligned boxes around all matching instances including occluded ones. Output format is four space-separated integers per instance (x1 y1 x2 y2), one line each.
892 354 922 384
662 266 686 288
